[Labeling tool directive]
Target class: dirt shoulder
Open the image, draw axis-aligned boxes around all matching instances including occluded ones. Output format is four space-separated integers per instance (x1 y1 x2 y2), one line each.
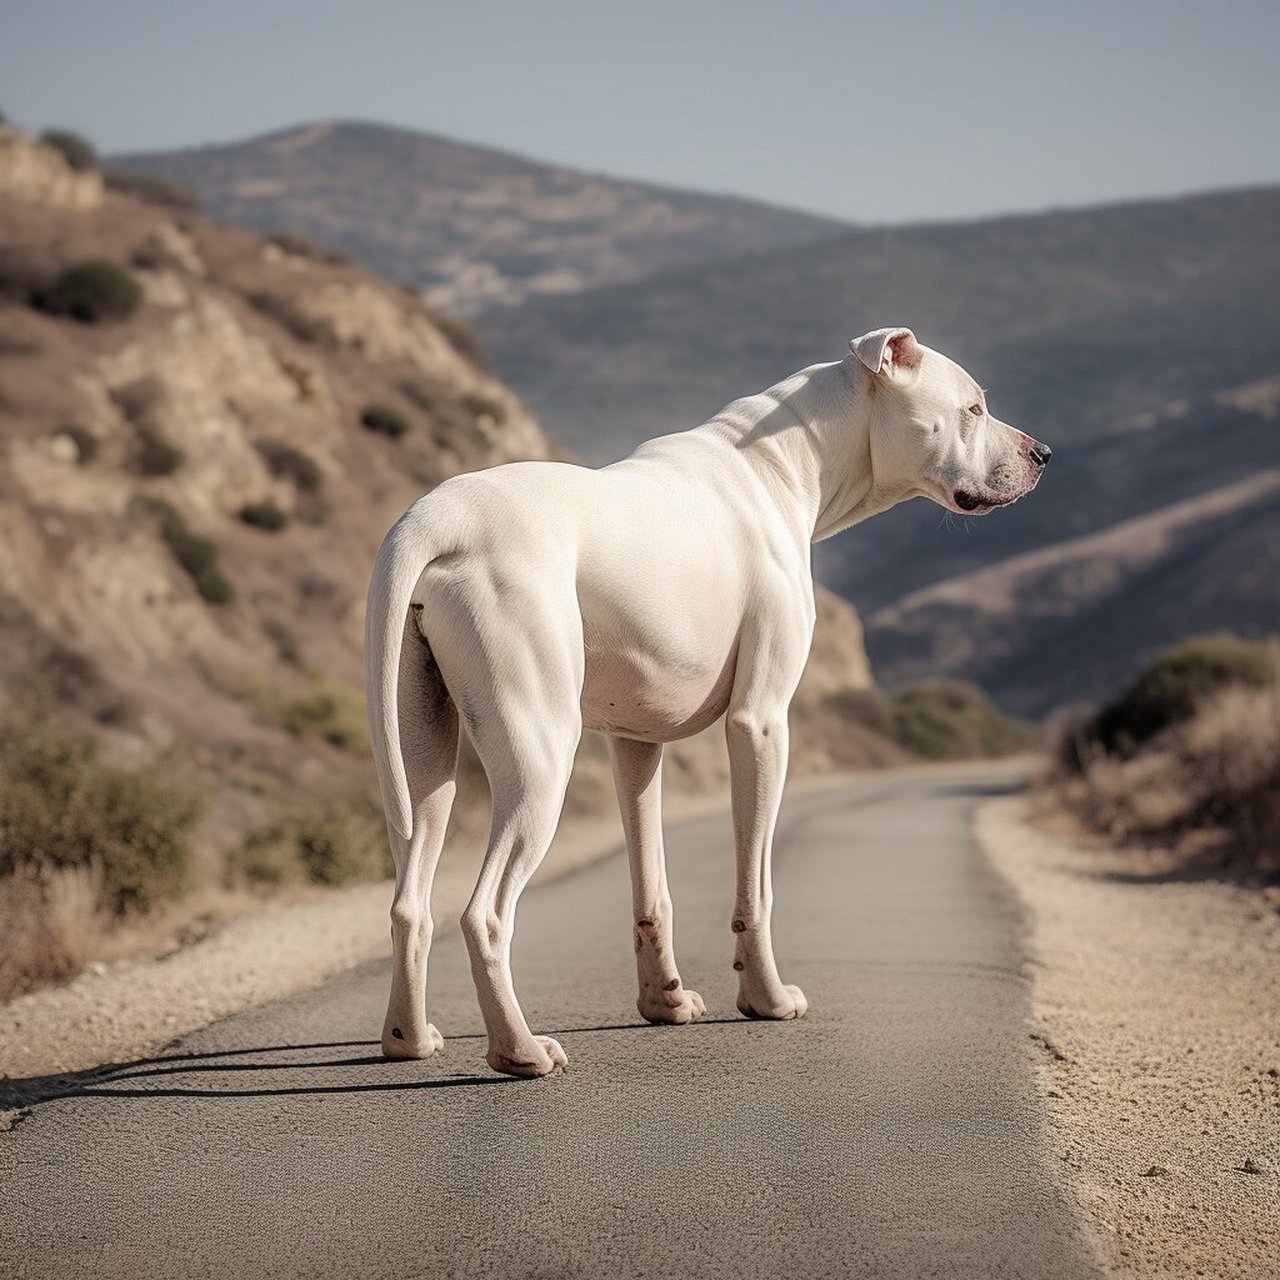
977 796 1280 1280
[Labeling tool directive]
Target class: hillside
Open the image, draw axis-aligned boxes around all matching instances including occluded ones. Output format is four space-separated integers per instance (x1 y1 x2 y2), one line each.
477 185 1280 709
111 121 844 316
871 467 1280 716
0 126 887 893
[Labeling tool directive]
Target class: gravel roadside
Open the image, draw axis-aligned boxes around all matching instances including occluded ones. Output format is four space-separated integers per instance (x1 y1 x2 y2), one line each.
977 795 1280 1280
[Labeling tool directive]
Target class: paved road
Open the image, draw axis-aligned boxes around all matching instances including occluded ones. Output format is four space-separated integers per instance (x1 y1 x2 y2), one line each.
2 765 1100 1279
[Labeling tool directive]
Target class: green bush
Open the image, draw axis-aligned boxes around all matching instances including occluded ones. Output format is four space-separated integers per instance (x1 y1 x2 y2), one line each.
888 680 1030 760
140 498 234 604
261 672 367 753
32 260 142 323
0 713 202 914
360 402 410 439
136 426 184 476
255 439 324 492
105 169 199 210
239 500 289 532
231 799 389 888
1080 633 1277 762
41 129 96 172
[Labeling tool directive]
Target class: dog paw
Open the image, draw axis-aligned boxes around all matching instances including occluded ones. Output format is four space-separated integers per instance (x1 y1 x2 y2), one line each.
381 1021 444 1060
736 983 808 1021
638 986 706 1025
486 1035 568 1078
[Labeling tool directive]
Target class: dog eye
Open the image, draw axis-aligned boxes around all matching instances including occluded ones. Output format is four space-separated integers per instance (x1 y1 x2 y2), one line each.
968 403 984 417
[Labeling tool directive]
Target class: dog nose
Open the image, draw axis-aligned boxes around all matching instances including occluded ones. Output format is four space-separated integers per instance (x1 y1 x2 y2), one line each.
1029 441 1052 468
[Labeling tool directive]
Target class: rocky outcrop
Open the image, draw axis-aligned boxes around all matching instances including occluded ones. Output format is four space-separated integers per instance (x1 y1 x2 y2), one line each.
0 126 102 209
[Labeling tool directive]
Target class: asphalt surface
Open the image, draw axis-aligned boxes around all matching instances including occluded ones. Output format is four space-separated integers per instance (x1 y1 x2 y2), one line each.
2 764 1101 1280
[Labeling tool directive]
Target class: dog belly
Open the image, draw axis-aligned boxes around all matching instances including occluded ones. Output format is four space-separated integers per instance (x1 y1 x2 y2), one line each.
580 647 736 742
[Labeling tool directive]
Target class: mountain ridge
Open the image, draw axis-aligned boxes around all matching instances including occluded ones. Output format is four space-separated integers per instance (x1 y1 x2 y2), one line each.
111 119 847 315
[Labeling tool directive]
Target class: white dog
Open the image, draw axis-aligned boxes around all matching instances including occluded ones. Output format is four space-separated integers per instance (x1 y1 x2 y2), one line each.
366 328 1050 1077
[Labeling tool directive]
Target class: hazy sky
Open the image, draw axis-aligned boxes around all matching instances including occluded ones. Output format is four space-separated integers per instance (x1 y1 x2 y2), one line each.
1 0 1276 223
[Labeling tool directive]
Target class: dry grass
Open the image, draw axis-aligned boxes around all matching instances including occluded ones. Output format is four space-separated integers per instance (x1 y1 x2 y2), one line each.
1043 654 1280 878
0 865 105 998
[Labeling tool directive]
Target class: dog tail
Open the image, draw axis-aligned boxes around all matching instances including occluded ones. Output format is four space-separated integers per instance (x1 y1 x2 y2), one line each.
365 504 435 841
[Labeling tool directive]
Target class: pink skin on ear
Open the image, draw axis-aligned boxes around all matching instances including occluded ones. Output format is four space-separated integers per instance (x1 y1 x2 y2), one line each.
885 332 922 372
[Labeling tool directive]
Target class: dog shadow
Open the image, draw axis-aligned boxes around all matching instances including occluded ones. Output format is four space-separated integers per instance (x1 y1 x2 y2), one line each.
1 1019 744 1111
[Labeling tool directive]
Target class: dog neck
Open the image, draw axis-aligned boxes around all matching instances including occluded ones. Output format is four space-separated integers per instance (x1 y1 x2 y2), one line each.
699 357 898 543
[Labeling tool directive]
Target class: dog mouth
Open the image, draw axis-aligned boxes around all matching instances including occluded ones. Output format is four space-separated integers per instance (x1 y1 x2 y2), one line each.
952 489 1010 514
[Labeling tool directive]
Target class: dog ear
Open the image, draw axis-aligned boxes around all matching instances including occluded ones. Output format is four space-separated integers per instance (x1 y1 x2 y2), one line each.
849 328 922 381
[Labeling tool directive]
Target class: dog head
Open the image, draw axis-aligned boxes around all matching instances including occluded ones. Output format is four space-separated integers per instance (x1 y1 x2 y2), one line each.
850 327 1050 515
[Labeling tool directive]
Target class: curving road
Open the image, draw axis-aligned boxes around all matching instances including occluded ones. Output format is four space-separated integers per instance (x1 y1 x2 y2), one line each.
1 764 1100 1279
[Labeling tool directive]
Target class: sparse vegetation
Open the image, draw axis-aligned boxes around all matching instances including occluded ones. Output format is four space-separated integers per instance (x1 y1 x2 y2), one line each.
823 680 1030 761
890 681 1031 760
31 260 143 323
246 290 331 344
139 498 234 604
229 798 389 889
259 672 368 753
255 439 324 492
1044 633 1280 877
1067 633 1277 765
0 712 203 997
239 499 289 532
105 169 199 210
360 402 410 439
136 426 184 476
40 129 96 172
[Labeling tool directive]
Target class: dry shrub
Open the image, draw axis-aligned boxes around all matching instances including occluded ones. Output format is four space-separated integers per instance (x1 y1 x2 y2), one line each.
0 713 204 995
256 672 367 753
1045 651 1280 877
0 865 104 999
31 260 142 324
229 798 389 889
821 680 1030 761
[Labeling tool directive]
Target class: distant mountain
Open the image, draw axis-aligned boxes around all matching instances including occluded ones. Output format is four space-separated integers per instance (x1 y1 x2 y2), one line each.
111 121 846 315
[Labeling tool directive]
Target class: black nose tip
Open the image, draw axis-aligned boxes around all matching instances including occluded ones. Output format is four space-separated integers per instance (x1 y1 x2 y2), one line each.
1030 441 1052 467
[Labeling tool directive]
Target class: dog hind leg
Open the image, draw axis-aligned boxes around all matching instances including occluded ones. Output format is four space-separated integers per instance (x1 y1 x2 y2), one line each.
461 712 580 1077
381 610 459 1060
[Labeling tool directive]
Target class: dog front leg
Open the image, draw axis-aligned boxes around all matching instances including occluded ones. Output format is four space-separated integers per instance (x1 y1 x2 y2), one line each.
725 706 808 1021
608 735 705 1025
